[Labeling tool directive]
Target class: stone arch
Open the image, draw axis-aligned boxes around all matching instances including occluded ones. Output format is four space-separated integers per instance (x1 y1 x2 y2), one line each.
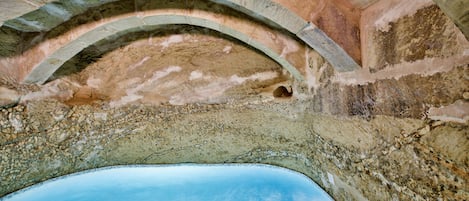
23 14 304 84
1 0 360 84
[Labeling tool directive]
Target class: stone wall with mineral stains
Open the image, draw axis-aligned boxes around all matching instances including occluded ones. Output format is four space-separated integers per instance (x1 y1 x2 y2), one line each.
301 0 469 122
1 100 467 200
0 0 468 201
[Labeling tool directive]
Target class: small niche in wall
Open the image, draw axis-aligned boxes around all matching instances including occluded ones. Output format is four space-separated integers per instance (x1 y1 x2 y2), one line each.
273 86 293 98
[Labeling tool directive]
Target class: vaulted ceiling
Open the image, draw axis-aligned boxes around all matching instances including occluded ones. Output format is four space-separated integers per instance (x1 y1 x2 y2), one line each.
0 0 467 85
0 0 376 84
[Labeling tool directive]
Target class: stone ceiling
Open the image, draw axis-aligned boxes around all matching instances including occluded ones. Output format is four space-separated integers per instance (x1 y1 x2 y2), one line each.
0 0 467 113
0 0 467 86
0 0 468 200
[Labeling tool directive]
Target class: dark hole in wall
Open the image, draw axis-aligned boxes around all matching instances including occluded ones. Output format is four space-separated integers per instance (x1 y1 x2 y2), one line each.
273 86 292 98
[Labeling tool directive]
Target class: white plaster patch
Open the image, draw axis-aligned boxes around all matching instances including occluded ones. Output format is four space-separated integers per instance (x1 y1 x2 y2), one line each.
222 45 232 54
169 71 278 105
320 174 330 189
150 66 182 81
156 80 181 89
428 100 469 124
229 75 246 84
334 54 469 85
109 94 143 108
327 172 335 185
110 66 182 108
128 56 150 71
86 77 102 89
21 79 74 102
277 35 299 58
169 80 232 105
189 70 204 80
160 35 184 48
304 49 325 92
305 49 315 90
229 72 278 84
305 69 318 93
9 117 23 132
374 0 434 32
38 40 52 56
117 77 141 90
250 71 279 81
272 35 300 58
463 49 469 56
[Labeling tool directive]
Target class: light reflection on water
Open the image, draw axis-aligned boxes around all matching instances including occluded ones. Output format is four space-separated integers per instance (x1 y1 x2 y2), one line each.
1 164 334 201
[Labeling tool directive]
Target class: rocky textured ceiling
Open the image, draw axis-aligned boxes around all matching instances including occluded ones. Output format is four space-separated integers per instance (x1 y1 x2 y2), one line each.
0 0 468 200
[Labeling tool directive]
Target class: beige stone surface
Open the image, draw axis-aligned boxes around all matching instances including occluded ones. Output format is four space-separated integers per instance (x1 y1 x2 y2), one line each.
0 0 468 201
22 30 290 106
1 100 467 200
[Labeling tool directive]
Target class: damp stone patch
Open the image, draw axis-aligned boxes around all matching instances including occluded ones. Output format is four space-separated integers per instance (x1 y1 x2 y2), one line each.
0 164 333 201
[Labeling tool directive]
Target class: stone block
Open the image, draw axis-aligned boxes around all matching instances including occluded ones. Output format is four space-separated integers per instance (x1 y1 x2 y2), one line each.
143 15 185 26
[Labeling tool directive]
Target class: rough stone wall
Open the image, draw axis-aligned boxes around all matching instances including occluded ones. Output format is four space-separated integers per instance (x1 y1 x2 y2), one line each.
1 100 467 200
291 1 469 123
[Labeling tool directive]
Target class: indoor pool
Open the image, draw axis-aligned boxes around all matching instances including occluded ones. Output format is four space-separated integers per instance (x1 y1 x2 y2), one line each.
1 164 333 201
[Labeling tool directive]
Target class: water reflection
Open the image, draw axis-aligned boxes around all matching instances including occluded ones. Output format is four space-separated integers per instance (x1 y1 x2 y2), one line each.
1 164 333 201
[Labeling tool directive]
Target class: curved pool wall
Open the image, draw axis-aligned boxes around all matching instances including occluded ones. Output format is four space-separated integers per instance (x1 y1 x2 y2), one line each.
1 164 334 201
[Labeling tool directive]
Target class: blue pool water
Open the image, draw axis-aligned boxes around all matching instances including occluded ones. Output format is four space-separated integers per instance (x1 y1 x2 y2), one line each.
1 164 333 201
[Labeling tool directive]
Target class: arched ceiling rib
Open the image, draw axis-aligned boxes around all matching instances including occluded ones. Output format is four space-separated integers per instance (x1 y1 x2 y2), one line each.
214 0 360 71
0 0 361 85
1 0 468 84
23 15 304 84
